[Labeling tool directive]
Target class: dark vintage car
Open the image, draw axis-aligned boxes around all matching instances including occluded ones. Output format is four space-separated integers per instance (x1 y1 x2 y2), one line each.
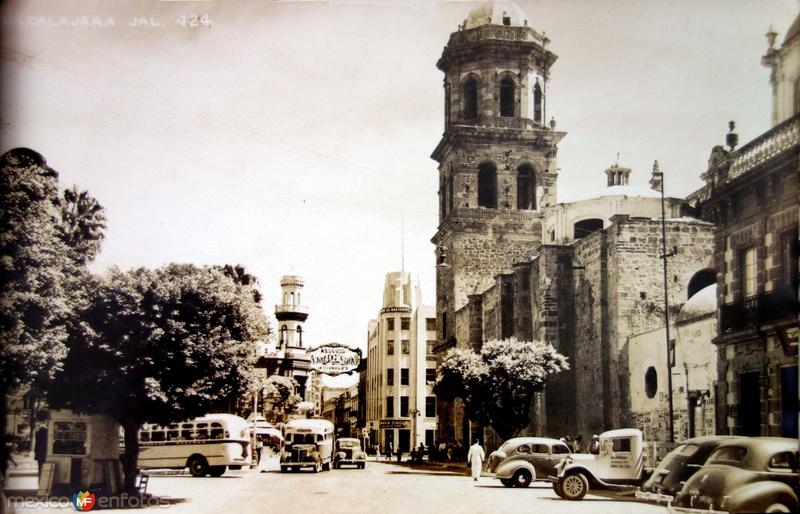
669 437 799 514
636 436 738 504
333 438 367 469
485 437 571 488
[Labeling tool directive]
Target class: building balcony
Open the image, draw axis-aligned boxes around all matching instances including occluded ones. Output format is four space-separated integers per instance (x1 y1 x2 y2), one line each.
275 304 309 315
446 24 547 48
720 286 798 333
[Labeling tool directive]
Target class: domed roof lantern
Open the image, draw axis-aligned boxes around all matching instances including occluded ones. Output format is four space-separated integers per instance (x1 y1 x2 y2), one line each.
464 1 531 30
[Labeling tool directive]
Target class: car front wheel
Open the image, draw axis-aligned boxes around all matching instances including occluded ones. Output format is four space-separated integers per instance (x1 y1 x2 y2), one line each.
512 469 532 488
500 478 514 488
559 473 588 500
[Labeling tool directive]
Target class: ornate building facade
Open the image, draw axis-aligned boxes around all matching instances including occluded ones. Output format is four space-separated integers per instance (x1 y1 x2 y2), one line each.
690 15 799 437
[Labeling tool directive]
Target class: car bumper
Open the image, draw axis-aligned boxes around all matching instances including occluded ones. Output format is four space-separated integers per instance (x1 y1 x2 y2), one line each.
635 490 675 503
667 505 727 514
336 459 365 465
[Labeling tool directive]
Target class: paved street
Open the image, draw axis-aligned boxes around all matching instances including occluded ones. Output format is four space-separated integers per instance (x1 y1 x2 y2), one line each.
10 459 670 514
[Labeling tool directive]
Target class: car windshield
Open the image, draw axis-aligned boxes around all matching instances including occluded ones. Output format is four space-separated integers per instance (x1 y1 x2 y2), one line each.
676 443 699 457
499 441 516 453
708 446 747 463
338 440 360 449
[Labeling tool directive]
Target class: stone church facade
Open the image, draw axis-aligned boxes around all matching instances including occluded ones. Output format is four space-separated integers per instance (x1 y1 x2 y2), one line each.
432 2 720 447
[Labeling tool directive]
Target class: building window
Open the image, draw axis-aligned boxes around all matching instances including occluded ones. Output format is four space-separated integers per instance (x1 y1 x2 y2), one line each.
280 325 287 346
426 368 436 383
387 340 394 355
645 367 657 398
401 340 410 354
478 162 497 208
426 317 436 331
533 81 543 123
387 369 394 386
401 317 410 330
500 77 515 117
517 164 535 210
781 229 798 290
296 325 303 347
400 396 409 417
740 246 757 298
386 397 394 417
426 340 435 356
401 368 409 385
463 77 478 120
426 396 436 417
387 318 395 331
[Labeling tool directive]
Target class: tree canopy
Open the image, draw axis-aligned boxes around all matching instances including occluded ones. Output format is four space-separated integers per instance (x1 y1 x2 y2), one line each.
0 148 106 393
435 338 569 441
263 375 302 422
48 263 270 489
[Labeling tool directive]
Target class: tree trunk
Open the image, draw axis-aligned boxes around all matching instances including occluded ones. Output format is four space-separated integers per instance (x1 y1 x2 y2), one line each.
121 421 141 492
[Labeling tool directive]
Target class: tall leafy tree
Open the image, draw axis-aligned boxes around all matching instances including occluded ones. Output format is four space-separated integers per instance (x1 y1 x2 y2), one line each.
435 338 569 440
48 263 270 490
0 148 106 470
263 375 301 423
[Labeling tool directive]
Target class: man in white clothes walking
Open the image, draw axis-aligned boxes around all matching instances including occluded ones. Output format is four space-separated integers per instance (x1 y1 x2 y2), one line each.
466 439 485 482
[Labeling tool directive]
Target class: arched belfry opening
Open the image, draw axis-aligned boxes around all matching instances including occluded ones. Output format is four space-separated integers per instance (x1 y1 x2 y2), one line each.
533 81 543 123
463 77 478 120
517 164 535 210
500 77 515 117
477 162 497 208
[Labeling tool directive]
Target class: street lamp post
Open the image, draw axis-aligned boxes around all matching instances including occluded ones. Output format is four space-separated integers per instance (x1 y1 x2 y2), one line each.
653 161 675 443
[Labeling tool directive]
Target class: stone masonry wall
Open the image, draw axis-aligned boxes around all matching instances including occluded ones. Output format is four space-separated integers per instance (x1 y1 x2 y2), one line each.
606 217 715 429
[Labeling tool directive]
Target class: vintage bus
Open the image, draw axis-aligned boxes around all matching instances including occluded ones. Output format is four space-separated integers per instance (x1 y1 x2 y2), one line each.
137 414 251 477
280 419 334 473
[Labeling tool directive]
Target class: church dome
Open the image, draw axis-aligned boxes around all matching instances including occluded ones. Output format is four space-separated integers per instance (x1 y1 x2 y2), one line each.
464 1 531 29
677 283 717 322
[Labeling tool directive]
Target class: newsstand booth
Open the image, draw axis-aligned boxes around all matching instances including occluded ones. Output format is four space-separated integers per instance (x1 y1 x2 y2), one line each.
42 409 122 495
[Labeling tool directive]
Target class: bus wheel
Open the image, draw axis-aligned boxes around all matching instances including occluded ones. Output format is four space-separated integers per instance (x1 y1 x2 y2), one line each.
323 462 330 471
208 466 226 477
280 466 288 473
188 456 209 477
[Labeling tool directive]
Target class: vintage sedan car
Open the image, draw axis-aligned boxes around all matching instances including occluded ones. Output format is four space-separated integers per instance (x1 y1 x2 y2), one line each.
485 437 571 488
552 428 646 500
333 438 367 469
636 436 738 504
669 437 799 514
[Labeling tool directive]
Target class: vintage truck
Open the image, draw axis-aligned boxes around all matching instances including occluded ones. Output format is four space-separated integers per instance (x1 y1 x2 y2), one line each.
552 428 647 500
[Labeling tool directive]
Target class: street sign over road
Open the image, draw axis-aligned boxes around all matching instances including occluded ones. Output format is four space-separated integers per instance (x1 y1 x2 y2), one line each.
307 343 361 376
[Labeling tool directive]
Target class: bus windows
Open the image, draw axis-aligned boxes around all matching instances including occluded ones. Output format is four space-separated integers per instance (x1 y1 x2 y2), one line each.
140 430 151 442
210 422 224 439
195 423 209 440
151 428 165 442
181 423 194 440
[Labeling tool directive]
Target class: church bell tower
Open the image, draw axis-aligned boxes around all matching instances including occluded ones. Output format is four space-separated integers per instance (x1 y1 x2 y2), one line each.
432 1 566 351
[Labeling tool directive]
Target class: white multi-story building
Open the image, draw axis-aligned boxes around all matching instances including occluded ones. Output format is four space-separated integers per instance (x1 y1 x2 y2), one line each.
364 272 438 453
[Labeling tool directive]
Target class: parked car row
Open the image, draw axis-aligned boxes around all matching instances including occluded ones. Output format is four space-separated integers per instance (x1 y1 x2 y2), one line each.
485 429 799 514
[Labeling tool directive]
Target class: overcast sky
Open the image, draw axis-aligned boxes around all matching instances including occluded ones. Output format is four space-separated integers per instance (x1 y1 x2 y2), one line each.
2 0 797 387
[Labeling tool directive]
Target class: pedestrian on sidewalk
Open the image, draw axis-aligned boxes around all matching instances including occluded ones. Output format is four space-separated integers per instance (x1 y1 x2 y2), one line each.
466 439 484 482
385 442 393 461
34 425 48 475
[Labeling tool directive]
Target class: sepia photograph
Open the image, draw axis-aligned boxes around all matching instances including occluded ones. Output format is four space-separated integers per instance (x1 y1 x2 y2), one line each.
1 0 798 512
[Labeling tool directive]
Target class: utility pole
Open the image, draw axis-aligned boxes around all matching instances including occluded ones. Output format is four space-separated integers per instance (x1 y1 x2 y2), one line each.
653 160 675 443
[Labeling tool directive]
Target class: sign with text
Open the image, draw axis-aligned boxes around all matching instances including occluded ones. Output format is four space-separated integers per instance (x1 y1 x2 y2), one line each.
307 343 361 376
379 419 409 429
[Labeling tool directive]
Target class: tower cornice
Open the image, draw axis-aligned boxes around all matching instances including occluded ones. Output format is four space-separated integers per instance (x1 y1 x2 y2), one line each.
432 125 566 163
438 25 557 72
